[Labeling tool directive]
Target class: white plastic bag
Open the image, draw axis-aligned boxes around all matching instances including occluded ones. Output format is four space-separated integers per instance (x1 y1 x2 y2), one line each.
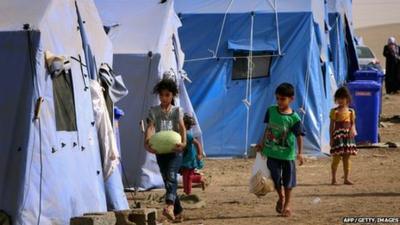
249 152 275 197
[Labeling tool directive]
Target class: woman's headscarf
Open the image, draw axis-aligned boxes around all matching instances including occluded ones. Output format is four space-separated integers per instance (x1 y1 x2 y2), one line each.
388 37 396 45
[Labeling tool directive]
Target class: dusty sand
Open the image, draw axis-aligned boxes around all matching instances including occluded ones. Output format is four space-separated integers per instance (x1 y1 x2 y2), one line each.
356 23 400 69
131 94 400 225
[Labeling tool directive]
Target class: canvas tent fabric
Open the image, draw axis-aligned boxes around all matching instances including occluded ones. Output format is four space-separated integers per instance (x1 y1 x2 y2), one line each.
175 0 322 14
95 0 201 190
328 0 360 85
175 0 334 156
0 0 127 224
75 1 129 212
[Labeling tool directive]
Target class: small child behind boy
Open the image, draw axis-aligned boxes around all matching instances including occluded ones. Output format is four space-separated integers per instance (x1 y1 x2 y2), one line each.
180 113 207 195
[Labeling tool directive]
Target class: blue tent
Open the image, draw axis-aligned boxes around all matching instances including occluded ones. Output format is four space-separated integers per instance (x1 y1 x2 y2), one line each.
175 0 334 157
328 0 360 85
0 0 127 224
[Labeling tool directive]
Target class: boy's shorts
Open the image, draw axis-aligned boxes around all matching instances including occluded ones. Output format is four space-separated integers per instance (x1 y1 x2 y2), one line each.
267 157 296 189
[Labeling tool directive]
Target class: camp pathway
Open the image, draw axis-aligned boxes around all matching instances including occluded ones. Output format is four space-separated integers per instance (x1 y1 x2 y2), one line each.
177 148 400 225
132 94 400 225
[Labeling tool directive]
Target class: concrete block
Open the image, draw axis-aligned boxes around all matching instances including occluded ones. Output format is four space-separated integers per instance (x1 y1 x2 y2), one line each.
114 210 136 225
70 208 159 225
129 208 157 225
114 208 158 225
70 212 116 225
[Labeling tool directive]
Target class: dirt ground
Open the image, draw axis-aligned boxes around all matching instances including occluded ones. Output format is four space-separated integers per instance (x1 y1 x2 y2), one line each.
133 93 400 225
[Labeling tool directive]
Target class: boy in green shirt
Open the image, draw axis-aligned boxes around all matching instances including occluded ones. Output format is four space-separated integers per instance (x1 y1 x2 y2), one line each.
256 83 305 217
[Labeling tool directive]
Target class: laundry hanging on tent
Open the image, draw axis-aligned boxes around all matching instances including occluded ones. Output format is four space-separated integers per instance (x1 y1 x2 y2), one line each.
99 63 128 103
45 50 71 77
90 79 120 180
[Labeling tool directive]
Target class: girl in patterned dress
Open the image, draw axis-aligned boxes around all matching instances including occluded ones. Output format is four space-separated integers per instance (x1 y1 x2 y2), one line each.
330 87 358 185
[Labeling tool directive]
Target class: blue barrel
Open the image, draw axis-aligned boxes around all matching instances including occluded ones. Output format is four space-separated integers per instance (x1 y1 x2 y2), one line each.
347 80 381 144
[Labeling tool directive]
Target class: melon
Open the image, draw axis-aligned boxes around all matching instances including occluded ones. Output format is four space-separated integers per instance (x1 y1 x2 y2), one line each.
149 130 182 154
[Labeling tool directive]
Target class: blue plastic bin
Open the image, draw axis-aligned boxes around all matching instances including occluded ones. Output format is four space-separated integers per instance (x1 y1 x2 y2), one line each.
353 69 384 84
353 69 384 114
347 80 381 144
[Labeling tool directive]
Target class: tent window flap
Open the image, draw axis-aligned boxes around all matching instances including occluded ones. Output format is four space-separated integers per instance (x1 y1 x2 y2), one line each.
53 70 77 131
232 51 272 80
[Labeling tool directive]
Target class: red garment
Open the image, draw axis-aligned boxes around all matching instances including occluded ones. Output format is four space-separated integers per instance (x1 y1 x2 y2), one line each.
181 168 202 195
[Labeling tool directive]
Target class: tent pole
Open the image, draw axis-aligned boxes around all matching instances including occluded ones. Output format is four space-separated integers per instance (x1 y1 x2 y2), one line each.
74 0 96 80
273 0 282 55
300 24 314 122
244 12 255 158
25 25 43 225
336 16 341 85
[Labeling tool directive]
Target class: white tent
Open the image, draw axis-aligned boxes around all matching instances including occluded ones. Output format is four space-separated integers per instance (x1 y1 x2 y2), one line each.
95 0 201 189
0 0 127 224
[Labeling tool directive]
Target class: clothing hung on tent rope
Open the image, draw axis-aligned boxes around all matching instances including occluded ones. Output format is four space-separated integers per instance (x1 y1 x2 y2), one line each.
98 63 129 103
90 79 120 180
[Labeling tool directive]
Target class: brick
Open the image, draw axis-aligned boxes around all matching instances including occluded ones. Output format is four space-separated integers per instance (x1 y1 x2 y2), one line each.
70 212 116 225
114 210 136 225
130 208 157 225
70 209 159 225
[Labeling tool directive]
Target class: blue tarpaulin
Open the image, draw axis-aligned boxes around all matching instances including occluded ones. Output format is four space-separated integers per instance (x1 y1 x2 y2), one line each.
179 12 332 156
328 0 360 85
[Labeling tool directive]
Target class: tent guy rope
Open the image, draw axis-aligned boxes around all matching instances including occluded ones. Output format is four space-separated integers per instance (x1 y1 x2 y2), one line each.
243 12 255 157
